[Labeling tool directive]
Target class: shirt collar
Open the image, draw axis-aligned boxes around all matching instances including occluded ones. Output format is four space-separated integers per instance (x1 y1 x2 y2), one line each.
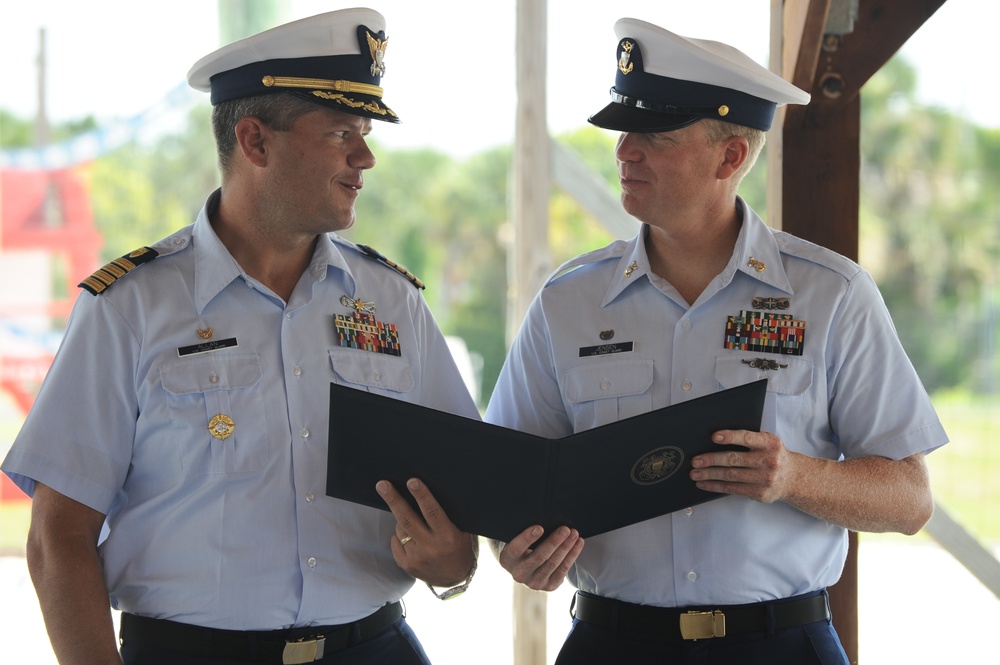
601 234 652 307
193 190 244 313
726 198 793 295
600 197 793 308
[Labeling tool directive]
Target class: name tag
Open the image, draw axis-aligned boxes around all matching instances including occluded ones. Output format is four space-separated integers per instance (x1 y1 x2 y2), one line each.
579 341 634 357
177 337 239 357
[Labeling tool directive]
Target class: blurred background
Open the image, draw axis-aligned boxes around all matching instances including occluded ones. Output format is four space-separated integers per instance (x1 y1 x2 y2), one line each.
2 1 998 662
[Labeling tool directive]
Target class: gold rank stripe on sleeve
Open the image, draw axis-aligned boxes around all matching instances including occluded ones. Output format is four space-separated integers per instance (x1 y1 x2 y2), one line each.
79 247 160 295
357 244 425 290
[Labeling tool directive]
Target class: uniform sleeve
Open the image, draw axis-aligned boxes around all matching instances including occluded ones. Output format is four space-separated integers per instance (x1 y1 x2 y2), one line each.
485 293 574 438
2 293 139 513
409 294 481 420
826 270 948 459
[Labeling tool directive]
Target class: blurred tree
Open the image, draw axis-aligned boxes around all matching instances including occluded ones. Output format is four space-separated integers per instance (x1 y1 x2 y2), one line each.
860 56 1000 393
86 103 218 261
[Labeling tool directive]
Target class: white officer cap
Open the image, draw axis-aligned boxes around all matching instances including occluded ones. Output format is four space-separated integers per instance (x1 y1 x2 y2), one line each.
589 18 810 132
187 7 398 123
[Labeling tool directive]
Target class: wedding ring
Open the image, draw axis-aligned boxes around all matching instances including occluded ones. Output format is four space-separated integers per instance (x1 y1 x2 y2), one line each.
399 536 412 546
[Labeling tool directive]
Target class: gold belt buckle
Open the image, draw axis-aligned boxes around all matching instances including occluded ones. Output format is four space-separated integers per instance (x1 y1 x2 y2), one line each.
282 636 326 664
679 610 726 640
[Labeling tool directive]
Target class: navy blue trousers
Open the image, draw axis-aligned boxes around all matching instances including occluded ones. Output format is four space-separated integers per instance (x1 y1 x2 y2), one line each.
120 618 431 665
553 616 850 664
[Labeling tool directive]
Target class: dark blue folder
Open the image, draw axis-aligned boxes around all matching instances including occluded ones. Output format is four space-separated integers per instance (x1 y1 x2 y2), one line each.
326 379 766 542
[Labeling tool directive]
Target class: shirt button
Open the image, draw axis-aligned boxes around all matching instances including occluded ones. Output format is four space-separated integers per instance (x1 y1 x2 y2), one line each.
307 557 317 568
684 507 693 516
682 320 693 330
299 428 310 439
173 238 185 246
687 571 697 582
292 366 302 377
681 379 692 391
209 373 219 384
305 492 315 503
372 370 382 382
600 380 610 391
285 313 292 319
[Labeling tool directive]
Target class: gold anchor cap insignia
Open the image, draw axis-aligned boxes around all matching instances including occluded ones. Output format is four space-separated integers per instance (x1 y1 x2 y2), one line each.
208 414 235 440
747 257 766 272
624 261 638 278
619 40 635 75
197 328 214 340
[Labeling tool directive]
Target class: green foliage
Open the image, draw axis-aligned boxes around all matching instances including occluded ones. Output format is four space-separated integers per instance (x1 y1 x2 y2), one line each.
860 56 1000 393
0 109 99 148
87 104 219 260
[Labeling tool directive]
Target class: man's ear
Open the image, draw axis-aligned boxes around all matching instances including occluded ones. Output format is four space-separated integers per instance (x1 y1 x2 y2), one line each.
234 116 270 167
717 136 749 181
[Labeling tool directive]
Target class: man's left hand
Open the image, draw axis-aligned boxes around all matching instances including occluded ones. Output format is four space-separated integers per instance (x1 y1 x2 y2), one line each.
690 429 801 503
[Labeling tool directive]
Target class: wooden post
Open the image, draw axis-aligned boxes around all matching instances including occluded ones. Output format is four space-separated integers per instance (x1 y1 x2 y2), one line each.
510 0 550 663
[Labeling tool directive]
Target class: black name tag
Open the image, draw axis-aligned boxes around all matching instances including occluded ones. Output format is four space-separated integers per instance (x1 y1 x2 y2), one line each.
177 337 239 357
579 341 634 357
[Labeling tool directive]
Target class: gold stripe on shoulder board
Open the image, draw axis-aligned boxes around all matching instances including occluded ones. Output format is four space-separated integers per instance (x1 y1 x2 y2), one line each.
79 247 160 295
357 244 425 290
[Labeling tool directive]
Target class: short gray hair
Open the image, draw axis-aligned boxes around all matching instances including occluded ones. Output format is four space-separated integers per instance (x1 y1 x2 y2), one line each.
211 93 320 175
701 119 766 188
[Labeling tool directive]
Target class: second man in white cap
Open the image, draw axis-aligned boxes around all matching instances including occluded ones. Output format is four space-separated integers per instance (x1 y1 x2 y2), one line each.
486 17 946 665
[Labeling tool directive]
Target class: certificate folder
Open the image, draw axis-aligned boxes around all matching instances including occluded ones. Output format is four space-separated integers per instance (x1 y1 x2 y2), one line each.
326 379 767 542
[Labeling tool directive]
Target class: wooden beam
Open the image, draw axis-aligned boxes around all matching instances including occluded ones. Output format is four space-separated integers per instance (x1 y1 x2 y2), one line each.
511 1 550 663
792 0 946 127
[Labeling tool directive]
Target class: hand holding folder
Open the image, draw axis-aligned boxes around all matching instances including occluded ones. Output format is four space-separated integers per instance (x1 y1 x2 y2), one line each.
327 379 767 543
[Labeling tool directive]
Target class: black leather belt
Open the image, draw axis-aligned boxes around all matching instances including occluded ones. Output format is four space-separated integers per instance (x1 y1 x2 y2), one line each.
119 602 402 664
573 590 831 640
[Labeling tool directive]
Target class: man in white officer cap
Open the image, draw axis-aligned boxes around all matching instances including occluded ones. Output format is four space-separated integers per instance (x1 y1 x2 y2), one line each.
3 8 480 665
486 17 946 664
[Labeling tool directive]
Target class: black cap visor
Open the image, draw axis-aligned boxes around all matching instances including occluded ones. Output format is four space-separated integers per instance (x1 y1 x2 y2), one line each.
588 101 701 133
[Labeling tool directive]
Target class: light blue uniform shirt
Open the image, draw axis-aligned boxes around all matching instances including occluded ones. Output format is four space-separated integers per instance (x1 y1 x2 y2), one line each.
485 198 947 607
3 190 480 629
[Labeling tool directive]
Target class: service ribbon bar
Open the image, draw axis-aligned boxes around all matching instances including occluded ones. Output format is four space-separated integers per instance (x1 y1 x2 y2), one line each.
335 312 401 356
723 310 805 356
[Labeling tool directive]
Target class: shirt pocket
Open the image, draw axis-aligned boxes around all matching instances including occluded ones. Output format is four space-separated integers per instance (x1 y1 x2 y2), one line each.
160 353 268 475
562 358 654 430
714 354 814 438
328 348 415 396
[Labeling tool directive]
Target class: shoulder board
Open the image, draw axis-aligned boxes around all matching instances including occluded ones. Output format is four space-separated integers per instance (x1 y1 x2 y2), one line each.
79 247 159 296
357 244 425 290
545 240 628 286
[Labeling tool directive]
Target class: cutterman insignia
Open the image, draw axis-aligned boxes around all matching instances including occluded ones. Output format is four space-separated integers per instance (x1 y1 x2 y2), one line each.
751 297 790 310
79 247 159 295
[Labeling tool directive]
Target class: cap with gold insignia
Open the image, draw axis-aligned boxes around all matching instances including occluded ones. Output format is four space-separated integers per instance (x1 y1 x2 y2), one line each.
589 18 809 133
187 7 399 123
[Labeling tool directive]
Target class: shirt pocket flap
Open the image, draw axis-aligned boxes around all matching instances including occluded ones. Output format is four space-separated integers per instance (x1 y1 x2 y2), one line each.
328 349 415 393
160 353 263 395
715 355 813 396
563 358 654 403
